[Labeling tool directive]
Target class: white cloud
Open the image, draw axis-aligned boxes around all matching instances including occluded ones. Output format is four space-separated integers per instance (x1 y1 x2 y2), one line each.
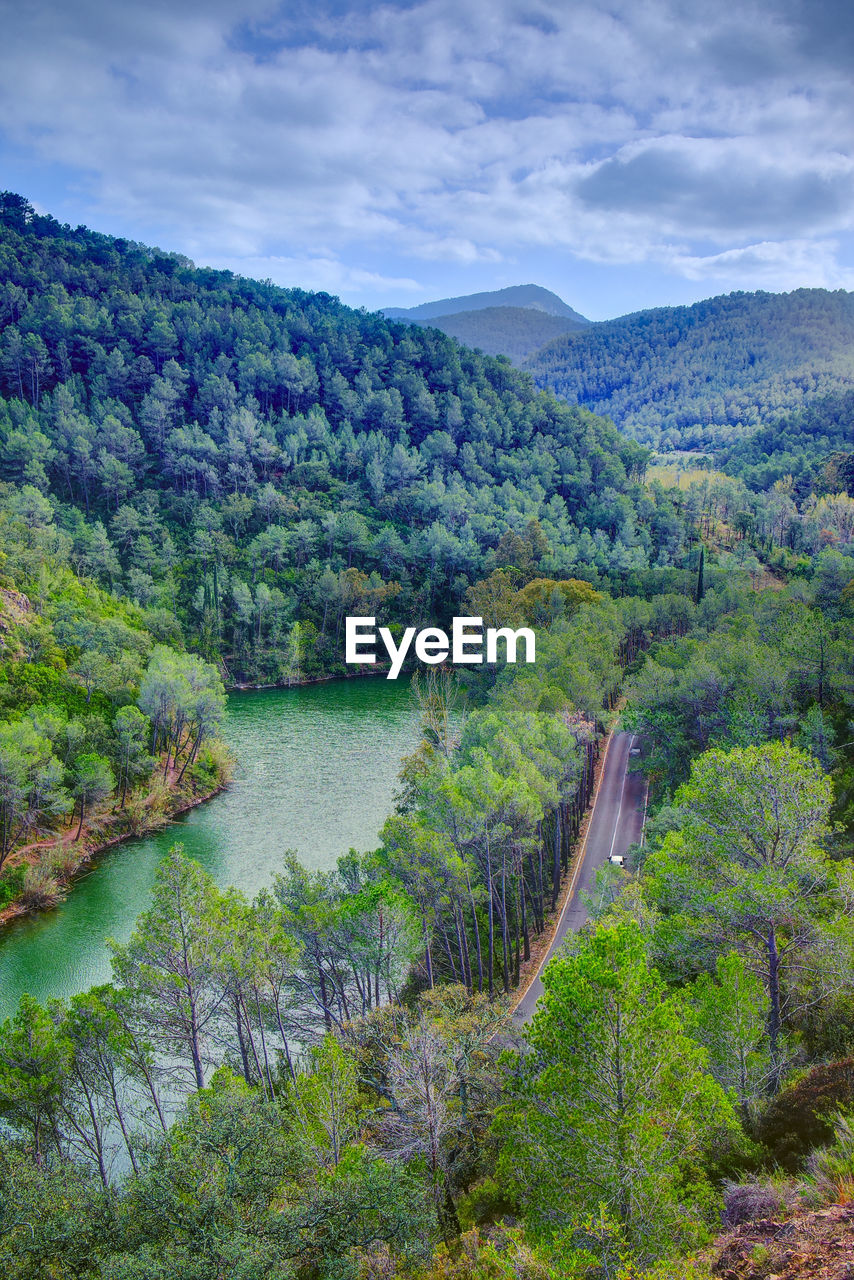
664 239 854 291
0 0 852 298
213 252 423 298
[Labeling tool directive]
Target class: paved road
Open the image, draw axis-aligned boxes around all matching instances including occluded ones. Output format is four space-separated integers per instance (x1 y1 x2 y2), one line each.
514 730 647 1023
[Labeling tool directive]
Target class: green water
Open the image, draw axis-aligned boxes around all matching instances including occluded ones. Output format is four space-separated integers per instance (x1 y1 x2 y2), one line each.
0 678 419 1019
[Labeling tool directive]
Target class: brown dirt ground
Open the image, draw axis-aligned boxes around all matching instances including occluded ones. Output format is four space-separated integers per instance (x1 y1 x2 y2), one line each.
711 1205 854 1280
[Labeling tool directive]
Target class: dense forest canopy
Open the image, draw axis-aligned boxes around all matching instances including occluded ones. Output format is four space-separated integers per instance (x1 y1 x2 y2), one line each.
0 500 229 912
716 387 854 495
1 191 854 1278
0 190 666 685
526 287 854 449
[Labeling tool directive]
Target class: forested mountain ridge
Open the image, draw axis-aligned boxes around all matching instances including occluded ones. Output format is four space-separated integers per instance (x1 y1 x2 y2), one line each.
384 285 589 363
389 305 584 362
3 193 854 1278
0 191 665 686
526 287 854 450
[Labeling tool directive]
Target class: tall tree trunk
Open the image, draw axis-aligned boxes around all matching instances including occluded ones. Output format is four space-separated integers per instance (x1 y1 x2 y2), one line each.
233 990 253 1084
485 830 494 998
457 904 472 992
499 850 510 996
176 730 202 785
253 986 275 1100
318 962 333 1030
466 869 484 994
438 916 459 981
767 925 783 1093
422 915 434 989
376 907 383 1007
106 1069 140 1176
189 1016 205 1091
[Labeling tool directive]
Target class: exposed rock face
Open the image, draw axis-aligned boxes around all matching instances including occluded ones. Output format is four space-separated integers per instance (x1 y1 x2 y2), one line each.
0 587 31 620
0 587 31 650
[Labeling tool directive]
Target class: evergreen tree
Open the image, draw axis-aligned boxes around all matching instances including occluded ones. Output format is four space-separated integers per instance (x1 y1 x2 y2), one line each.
500 920 736 1266
695 545 705 603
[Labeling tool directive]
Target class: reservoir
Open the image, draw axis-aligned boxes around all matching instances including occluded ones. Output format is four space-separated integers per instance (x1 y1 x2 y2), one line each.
0 677 420 1020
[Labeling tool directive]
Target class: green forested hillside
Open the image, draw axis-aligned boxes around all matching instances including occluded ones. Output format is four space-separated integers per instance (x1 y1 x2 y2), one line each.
526 288 854 449
0 192 662 685
394 305 583 361
4 571 854 1278
3 191 854 1280
716 386 854 494
0 491 228 913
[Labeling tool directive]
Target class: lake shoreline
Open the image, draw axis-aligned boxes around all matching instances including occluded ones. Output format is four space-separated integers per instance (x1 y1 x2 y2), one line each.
0 775 229 932
0 676 421 1016
225 663 390 691
0 671 394 933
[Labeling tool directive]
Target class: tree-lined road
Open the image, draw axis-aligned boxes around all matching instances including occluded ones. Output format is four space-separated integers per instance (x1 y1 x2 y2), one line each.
514 731 647 1023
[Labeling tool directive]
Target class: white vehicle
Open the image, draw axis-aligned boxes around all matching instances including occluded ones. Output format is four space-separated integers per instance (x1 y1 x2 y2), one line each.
608 853 625 867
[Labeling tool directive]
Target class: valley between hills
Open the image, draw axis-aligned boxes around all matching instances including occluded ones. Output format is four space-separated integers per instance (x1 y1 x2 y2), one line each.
0 192 853 1278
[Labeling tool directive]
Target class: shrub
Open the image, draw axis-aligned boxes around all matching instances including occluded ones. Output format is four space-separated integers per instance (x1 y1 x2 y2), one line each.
20 864 64 909
187 740 233 793
0 864 26 908
805 1112 854 1206
755 1060 854 1170
456 1178 516 1231
124 778 171 833
45 838 81 880
722 1181 784 1227
407 1227 559 1279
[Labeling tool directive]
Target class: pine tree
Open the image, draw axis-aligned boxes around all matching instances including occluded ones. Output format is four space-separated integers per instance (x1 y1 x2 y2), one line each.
695 545 705 603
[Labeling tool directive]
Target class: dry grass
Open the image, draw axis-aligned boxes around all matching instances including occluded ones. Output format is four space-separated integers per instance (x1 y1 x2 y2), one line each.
646 461 732 490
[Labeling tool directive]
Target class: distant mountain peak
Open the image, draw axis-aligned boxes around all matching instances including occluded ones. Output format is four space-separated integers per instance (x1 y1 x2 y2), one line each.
384 284 589 324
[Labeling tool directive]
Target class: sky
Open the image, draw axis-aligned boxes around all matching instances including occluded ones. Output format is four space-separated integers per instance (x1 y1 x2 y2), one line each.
0 0 853 320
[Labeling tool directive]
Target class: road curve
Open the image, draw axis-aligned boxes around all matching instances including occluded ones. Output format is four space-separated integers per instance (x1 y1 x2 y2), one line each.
513 730 647 1023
